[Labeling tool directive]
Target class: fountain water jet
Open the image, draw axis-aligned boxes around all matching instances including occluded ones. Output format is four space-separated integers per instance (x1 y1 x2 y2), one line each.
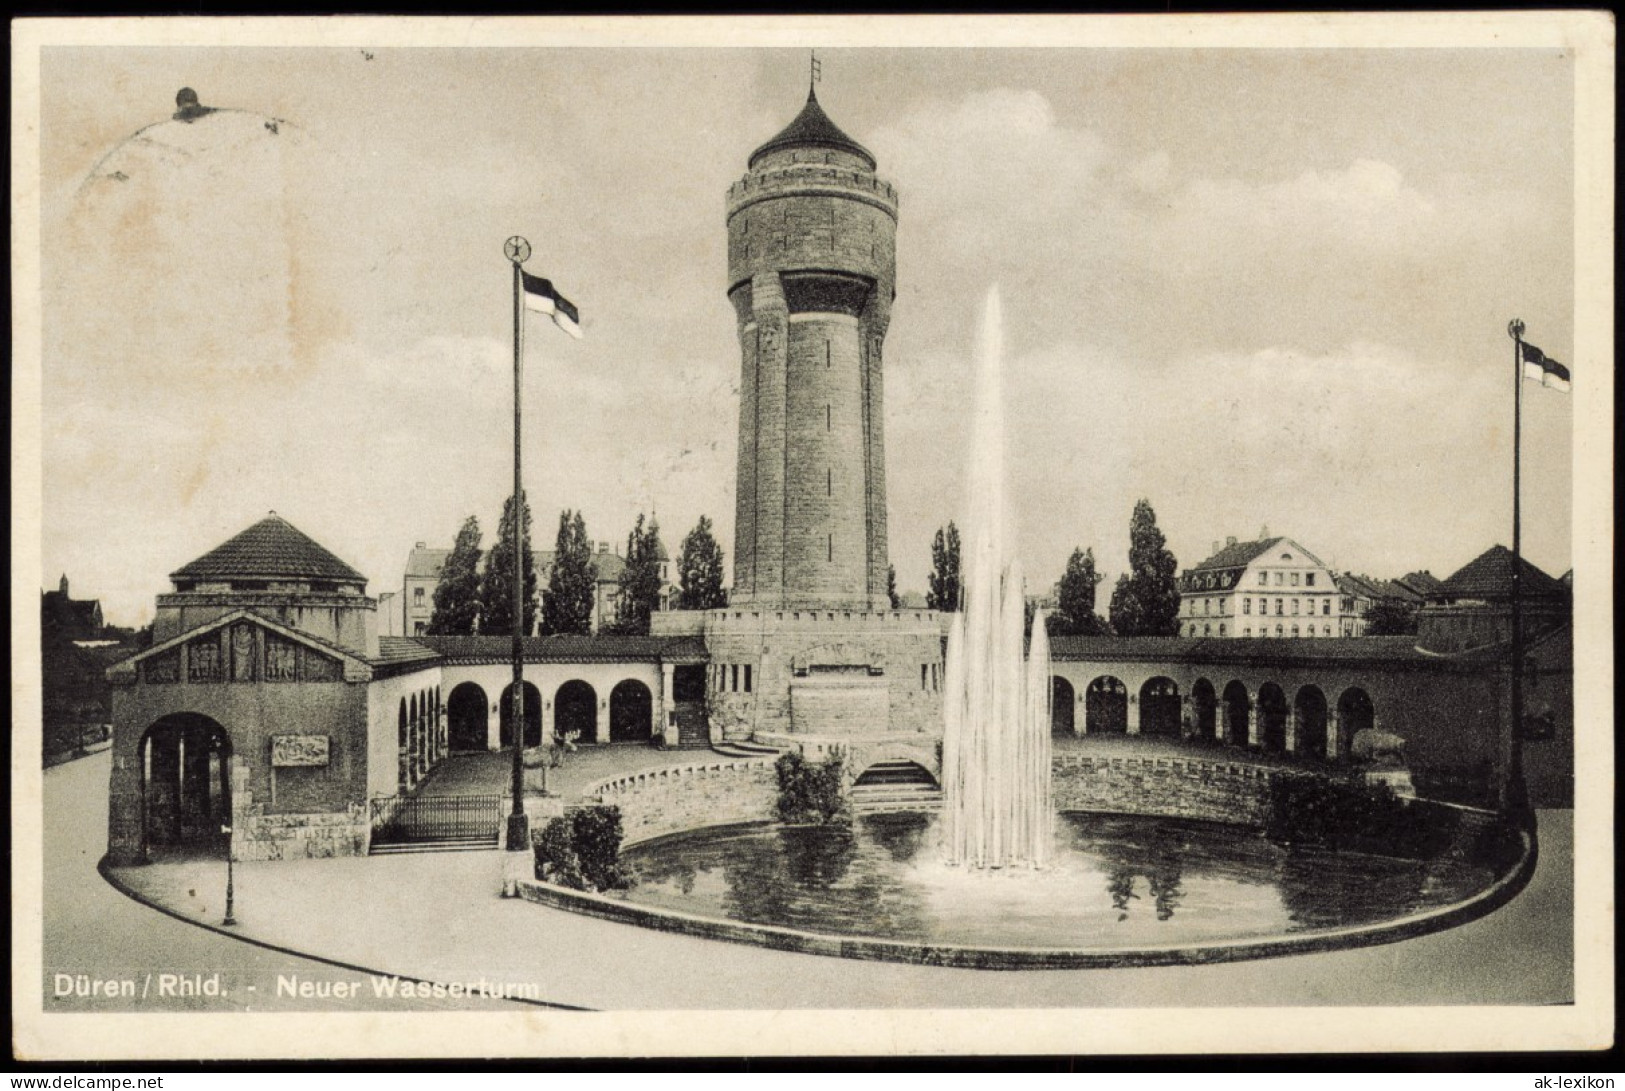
940 287 1054 869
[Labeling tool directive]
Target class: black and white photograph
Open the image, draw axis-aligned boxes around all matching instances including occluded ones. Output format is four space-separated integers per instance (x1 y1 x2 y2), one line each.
10 14 1613 1061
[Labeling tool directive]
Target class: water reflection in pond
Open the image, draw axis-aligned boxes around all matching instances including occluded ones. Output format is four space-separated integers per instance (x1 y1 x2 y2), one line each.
621 812 1500 949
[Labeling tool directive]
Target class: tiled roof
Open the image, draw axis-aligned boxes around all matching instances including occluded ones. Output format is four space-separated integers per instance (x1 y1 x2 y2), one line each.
1048 634 1430 666
404 547 625 584
173 514 366 584
1436 545 1566 602
416 634 708 663
1188 537 1282 572
749 89 876 171
1396 570 1444 597
1335 572 1417 603
374 636 443 669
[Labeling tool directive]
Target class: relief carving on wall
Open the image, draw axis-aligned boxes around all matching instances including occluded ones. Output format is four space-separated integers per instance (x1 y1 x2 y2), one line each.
230 622 256 682
301 647 343 683
187 634 223 683
271 734 330 767
264 632 298 682
144 648 180 685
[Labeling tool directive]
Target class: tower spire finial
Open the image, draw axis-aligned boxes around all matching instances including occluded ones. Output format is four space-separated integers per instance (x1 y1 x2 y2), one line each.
809 50 821 100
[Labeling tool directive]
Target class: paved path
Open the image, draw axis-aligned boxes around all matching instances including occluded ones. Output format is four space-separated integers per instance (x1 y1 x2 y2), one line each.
94 755 1573 1011
37 752 535 1014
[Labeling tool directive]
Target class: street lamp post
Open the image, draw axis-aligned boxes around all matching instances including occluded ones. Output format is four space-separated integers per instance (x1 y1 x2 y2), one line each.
221 824 236 926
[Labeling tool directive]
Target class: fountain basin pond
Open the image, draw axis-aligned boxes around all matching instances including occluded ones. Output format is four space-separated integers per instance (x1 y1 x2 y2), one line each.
605 810 1528 962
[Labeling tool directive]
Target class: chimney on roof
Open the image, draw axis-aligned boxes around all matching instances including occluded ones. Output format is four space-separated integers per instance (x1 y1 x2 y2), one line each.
415 542 425 550
59 574 69 596
1259 524 1269 540
1211 540 1220 556
1227 536 1237 548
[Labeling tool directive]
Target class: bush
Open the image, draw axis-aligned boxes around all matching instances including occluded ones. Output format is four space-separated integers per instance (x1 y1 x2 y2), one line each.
532 805 634 892
775 750 849 826
1267 775 1458 860
533 816 584 889
571 805 634 892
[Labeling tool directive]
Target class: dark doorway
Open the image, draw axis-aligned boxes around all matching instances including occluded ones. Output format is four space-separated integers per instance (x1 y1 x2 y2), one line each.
1295 685 1329 759
139 713 232 856
499 681 543 748
1337 687 1375 759
447 682 489 751
609 679 654 743
1139 677 1182 738
1222 681 1251 747
1086 676 1128 734
1051 676 1076 737
1192 678 1217 741
554 680 598 744
1258 683 1288 752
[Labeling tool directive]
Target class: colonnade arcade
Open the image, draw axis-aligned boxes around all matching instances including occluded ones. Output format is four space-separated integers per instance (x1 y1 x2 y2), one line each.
397 683 446 793
442 666 668 752
1048 667 1378 762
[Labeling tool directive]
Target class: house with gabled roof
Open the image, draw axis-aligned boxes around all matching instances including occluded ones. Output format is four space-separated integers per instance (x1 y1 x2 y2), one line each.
1177 534 1344 639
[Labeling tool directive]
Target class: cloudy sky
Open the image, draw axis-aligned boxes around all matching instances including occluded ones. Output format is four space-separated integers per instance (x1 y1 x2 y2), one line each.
31 31 1579 625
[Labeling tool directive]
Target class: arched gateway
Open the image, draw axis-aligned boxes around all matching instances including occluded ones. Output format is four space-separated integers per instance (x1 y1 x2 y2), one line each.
448 682 489 751
138 713 232 856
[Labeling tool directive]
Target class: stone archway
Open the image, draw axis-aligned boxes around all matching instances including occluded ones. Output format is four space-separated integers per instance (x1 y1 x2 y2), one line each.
1139 677 1182 738
1222 681 1250 747
499 681 543 748
1086 676 1128 734
447 682 489 751
1337 686 1375 758
554 680 598 744
1294 685 1329 759
609 679 654 744
138 713 232 856
1258 683 1289 753
1051 676 1076 737
1192 678 1218 741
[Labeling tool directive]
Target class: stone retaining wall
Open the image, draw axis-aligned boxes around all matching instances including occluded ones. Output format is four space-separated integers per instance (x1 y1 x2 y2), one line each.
1052 751 1301 827
584 759 779 847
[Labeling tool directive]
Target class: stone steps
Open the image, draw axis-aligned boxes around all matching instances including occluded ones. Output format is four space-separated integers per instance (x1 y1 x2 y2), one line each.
850 785 944 814
369 835 499 855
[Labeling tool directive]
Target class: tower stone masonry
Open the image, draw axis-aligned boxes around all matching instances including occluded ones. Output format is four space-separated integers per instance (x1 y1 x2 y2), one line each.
726 87 897 611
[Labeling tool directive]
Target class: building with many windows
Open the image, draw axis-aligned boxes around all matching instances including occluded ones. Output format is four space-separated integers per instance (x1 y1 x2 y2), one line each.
1178 535 1346 638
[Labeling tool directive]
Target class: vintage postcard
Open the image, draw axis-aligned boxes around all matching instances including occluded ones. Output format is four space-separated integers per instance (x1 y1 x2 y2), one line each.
10 14 1614 1061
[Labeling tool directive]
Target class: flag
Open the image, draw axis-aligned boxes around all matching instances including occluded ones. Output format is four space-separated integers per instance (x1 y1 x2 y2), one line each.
521 271 582 339
1520 341 1570 391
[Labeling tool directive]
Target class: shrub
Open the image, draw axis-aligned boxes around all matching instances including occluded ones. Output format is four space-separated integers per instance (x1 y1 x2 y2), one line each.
533 816 584 890
775 749 849 826
1266 775 1458 860
571 804 634 892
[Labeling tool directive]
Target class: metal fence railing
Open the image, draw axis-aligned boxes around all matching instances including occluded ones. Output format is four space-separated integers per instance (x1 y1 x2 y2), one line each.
369 793 503 847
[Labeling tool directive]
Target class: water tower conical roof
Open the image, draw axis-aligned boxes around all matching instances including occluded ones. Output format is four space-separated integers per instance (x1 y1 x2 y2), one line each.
748 88 876 171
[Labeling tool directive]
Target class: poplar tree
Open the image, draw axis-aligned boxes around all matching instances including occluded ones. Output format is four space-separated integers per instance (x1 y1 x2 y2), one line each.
541 509 598 636
477 493 539 636
927 522 962 612
1053 546 1107 636
677 515 727 610
611 514 666 635
427 515 482 635
1108 499 1181 636
887 564 901 609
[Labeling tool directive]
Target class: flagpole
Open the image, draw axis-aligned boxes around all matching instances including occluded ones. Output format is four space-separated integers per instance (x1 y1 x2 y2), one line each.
505 237 532 853
1505 318 1528 818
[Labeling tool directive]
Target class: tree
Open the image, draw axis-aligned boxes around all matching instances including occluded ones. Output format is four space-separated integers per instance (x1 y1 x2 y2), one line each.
478 493 540 636
927 522 962 612
887 564 901 609
610 514 666 635
541 509 597 636
1108 573 1144 636
677 515 727 610
427 515 482 634
1053 547 1107 636
1364 600 1419 636
1108 499 1181 636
